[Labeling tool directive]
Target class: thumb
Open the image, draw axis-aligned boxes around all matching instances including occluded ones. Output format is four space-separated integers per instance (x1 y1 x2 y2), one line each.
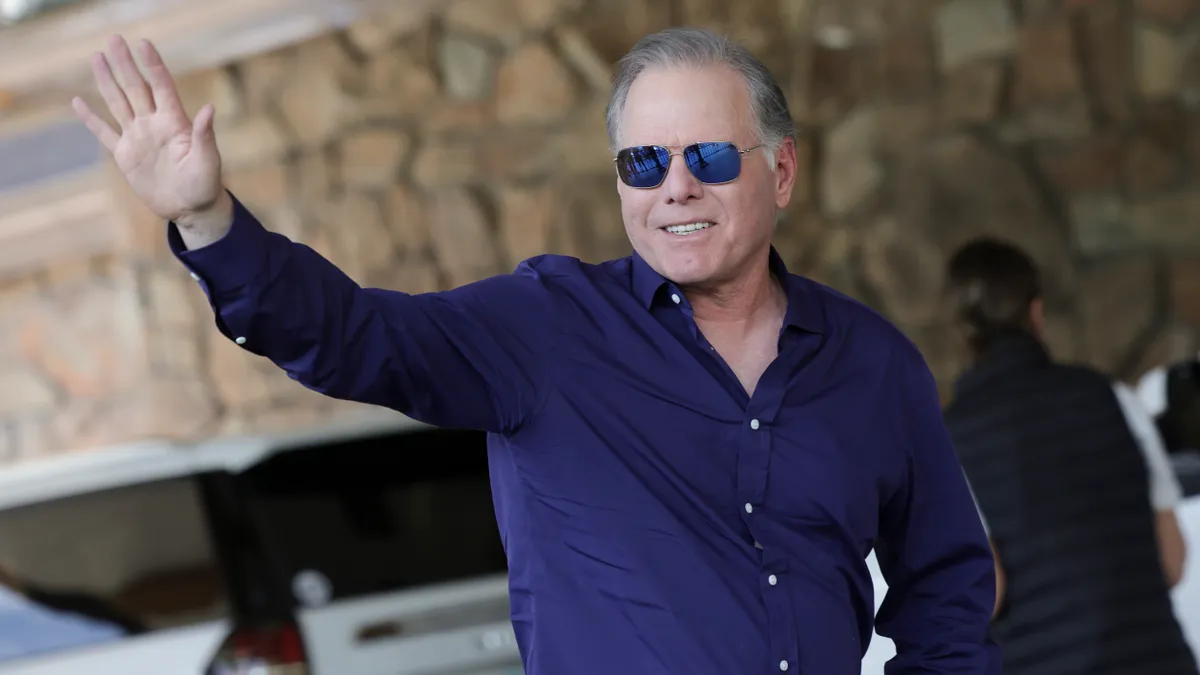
191 104 216 147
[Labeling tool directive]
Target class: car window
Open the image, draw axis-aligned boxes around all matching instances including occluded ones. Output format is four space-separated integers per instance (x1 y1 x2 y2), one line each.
240 428 507 604
0 476 228 663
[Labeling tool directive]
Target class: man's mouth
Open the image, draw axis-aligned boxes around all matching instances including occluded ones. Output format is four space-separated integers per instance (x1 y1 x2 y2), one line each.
663 222 713 236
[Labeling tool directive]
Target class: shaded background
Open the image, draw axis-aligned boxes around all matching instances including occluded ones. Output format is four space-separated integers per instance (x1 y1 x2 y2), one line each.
0 0 1194 463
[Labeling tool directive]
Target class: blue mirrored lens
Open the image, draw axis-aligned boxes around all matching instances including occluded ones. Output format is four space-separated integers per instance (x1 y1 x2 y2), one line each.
617 146 671 188
684 142 742 184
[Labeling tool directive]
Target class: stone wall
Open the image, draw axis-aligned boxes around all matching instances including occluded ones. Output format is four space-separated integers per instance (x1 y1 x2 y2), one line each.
3 0 1200 460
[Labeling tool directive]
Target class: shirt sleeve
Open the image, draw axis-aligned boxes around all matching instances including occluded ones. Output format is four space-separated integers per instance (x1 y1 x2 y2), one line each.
873 341 1001 675
168 192 558 434
1113 381 1183 511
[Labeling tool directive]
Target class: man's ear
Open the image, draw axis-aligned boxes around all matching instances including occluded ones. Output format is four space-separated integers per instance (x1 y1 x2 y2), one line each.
772 137 798 211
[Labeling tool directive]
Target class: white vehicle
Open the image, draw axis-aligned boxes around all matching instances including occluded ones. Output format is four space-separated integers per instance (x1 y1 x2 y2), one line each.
0 413 524 675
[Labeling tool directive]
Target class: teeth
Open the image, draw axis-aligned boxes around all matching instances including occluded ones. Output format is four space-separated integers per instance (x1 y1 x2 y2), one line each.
665 222 713 235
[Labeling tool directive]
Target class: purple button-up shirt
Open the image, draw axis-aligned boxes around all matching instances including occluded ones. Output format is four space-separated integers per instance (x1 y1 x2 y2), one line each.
170 195 999 675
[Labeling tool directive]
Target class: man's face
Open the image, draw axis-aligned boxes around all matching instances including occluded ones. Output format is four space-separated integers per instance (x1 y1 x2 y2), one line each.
615 64 797 289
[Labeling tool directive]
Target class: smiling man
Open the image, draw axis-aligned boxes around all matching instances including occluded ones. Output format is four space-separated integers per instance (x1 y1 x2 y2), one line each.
75 26 999 675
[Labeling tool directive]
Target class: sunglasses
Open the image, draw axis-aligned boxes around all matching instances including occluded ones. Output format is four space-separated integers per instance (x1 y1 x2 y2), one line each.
614 142 762 189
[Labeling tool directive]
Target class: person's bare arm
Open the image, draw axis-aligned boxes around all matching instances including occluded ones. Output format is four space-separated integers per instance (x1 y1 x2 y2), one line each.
1157 510 1187 588
174 190 234 250
990 539 1005 617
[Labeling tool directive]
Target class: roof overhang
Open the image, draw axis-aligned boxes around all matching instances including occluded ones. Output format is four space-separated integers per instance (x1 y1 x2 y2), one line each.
0 0 412 115
0 0 434 278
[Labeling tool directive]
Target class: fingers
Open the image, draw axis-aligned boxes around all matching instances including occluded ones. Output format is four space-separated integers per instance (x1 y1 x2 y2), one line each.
81 34 188 153
91 51 133 127
190 103 217 150
106 35 156 117
191 104 216 146
72 97 121 153
138 39 188 121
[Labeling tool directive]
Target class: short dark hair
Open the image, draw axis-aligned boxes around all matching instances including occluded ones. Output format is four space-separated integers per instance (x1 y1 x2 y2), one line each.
945 237 1042 357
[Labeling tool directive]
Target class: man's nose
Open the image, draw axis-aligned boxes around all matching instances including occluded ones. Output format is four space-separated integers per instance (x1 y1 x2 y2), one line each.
663 154 704 204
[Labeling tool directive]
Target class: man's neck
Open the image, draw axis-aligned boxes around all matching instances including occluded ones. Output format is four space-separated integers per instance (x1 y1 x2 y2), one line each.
683 261 789 396
682 264 785 328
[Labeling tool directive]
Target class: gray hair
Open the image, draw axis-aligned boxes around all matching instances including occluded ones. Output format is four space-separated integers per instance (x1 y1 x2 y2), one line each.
605 27 797 162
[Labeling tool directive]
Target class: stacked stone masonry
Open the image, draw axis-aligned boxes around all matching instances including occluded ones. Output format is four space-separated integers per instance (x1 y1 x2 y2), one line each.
2 0 1200 460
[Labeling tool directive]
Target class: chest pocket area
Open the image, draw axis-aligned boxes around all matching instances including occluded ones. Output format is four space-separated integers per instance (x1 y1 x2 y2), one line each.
766 417 877 543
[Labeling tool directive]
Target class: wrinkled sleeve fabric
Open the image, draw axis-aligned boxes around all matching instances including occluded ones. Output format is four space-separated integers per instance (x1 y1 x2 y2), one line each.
874 344 1001 675
168 193 557 434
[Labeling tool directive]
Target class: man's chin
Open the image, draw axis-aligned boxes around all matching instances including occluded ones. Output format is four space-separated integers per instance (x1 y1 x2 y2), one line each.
657 259 716 286
635 243 720 285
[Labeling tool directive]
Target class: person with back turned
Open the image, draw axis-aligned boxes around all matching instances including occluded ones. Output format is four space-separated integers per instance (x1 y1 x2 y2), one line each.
72 27 1000 674
943 237 1196 675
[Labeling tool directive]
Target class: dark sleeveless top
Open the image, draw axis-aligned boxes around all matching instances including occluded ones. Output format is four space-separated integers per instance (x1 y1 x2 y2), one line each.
944 331 1197 675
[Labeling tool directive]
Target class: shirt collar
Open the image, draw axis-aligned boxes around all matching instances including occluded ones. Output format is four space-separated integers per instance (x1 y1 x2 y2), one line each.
630 246 826 334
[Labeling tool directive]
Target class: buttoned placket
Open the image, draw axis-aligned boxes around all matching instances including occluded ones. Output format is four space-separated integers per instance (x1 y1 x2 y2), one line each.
664 285 800 672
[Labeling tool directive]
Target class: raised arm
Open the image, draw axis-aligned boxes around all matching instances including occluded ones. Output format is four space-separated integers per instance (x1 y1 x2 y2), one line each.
74 36 556 433
873 345 1001 675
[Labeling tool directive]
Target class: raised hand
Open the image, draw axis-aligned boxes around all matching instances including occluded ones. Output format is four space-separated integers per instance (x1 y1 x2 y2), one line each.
73 36 227 229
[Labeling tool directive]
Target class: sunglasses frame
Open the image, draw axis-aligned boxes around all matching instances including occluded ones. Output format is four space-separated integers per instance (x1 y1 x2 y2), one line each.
613 141 764 189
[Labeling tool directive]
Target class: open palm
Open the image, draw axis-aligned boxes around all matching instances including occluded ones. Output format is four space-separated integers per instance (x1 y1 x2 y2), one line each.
73 36 222 223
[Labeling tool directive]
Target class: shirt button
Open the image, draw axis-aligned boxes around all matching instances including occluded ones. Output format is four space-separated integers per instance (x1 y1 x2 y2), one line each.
235 336 247 345
671 293 681 304
750 419 760 430
779 660 789 671
189 272 200 281
744 503 753 514
768 574 777 586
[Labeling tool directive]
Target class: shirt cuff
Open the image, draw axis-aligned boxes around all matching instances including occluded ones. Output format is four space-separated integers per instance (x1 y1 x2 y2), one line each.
167 192 276 295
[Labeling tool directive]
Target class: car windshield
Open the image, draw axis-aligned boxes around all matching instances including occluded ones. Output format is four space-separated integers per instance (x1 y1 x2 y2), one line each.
0 476 228 664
